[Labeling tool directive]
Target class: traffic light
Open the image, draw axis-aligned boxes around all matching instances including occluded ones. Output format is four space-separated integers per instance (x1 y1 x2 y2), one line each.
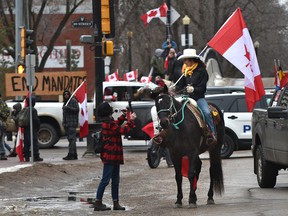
17 64 25 74
102 40 114 56
101 0 115 38
20 27 34 61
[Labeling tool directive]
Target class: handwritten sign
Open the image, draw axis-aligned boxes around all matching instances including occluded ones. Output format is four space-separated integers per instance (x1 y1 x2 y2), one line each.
5 71 87 96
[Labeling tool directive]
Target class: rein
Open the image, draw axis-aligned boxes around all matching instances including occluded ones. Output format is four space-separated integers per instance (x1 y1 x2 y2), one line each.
157 95 189 130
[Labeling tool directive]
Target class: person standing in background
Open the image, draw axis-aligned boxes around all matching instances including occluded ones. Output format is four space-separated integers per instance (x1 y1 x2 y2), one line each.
165 48 177 80
23 95 43 162
62 90 79 160
0 93 10 160
150 48 165 82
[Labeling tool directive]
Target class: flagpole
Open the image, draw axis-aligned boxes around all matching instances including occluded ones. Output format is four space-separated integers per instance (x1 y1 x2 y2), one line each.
199 45 208 56
65 80 86 105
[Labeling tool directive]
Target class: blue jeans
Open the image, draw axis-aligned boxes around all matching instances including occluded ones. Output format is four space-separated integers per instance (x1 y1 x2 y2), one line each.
197 98 215 133
5 142 12 152
96 163 120 201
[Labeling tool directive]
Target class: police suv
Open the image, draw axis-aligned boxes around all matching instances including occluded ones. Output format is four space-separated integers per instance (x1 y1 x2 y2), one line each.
206 91 273 158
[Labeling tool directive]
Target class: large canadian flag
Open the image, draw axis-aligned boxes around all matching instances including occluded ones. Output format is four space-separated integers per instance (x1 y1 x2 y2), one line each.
123 70 138 82
73 80 89 138
105 70 119 82
207 8 265 112
141 3 168 27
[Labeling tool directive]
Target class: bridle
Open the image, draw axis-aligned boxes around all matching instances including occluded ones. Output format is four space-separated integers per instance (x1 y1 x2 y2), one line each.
156 94 190 129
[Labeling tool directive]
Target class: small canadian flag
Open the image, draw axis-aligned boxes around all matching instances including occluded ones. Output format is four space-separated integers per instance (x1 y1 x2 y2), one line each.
106 70 119 82
123 70 138 81
140 76 152 83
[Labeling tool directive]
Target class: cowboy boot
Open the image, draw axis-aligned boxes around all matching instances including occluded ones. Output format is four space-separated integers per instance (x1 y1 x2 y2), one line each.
207 132 217 146
94 200 111 211
113 201 125 210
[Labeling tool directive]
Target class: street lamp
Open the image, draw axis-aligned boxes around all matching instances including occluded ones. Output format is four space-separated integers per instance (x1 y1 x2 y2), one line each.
254 41 260 56
182 15 191 49
127 31 133 71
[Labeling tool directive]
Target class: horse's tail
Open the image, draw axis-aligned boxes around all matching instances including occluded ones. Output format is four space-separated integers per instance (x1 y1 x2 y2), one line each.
209 103 225 195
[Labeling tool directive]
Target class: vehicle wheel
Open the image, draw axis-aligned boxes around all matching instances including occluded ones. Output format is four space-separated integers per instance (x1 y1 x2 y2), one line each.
147 144 162 169
221 134 235 159
38 123 59 149
256 145 278 188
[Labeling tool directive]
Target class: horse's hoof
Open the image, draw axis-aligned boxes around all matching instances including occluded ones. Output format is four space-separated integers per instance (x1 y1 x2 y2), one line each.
188 203 197 208
207 198 215 205
174 203 183 208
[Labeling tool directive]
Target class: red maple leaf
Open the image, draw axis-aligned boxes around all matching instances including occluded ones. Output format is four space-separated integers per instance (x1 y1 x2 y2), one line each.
148 10 157 17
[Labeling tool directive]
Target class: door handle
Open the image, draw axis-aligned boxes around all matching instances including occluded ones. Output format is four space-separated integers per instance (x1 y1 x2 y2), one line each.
227 115 238 120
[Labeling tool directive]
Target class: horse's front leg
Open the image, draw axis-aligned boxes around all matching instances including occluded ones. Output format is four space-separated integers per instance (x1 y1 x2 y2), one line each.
187 154 201 208
173 158 183 208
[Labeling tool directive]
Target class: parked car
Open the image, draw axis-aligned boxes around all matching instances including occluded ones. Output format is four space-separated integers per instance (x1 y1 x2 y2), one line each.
252 86 288 188
206 86 245 95
206 91 273 158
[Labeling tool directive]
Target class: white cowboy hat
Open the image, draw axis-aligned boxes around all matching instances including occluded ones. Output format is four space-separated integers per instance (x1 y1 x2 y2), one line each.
177 48 200 60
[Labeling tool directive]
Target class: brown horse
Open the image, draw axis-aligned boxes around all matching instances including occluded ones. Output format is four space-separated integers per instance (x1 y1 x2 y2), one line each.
150 86 224 208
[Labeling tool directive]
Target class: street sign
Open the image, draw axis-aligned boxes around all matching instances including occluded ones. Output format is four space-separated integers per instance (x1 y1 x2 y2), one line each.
72 17 92 28
181 34 193 46
159 7 180 25
25 54 35 86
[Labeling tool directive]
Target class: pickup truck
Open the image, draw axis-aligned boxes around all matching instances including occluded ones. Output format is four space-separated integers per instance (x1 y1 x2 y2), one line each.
6 81 157 149
252 85 288 188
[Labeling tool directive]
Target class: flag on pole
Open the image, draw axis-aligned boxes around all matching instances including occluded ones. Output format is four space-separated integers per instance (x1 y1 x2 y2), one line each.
106 70 119 82
274 59 288 90
15 127 24 162
207 8 265 112
16 93 29 162
73 80 89 138
140 3 168 27
142 122 154 138
140 76 152 83
123 70 138 81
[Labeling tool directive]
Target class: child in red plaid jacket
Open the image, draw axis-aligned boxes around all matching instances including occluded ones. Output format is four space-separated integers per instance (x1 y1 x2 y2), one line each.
94 102 136 211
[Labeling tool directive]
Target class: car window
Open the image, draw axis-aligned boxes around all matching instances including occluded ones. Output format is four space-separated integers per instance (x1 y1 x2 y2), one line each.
279 88 288 108
104 85 153 102
229 98 248 112
271 90 281 106
206 98 225 110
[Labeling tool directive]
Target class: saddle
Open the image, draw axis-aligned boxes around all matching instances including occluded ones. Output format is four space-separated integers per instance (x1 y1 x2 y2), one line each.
184 98 221 136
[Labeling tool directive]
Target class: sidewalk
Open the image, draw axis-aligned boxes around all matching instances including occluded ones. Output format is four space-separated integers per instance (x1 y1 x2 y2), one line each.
0 139 98 174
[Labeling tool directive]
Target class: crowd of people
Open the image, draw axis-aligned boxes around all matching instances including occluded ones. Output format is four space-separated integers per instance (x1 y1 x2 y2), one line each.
0 41 217 212
0 90 82 162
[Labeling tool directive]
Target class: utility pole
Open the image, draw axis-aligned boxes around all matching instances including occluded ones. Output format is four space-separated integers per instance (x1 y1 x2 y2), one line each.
15 0 24 73
166 0 171 41
93 0 104 118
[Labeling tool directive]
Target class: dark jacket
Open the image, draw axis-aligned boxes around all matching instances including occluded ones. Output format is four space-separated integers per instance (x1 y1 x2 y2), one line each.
178 64 209 101
12 102 22 128
24 96 40 131
62 96 79 128
100 114 135 165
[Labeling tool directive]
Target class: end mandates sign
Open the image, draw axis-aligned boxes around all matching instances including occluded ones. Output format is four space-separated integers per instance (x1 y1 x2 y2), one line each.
5 71 87 96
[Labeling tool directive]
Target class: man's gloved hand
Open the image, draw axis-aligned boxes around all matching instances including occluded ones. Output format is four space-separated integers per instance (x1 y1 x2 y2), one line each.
186 85 194 93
